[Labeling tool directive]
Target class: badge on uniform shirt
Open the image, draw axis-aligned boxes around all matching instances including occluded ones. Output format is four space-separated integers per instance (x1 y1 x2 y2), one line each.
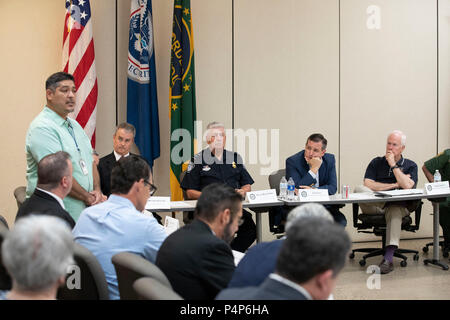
202 165 211 171
232 161 236 168
187 162 195 173
79 159 89 176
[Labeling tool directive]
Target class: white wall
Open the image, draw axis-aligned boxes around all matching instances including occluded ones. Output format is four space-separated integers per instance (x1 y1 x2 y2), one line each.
0 0 447 243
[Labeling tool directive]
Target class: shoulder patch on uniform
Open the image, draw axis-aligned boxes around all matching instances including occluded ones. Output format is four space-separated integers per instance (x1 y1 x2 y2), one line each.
187 162 195 172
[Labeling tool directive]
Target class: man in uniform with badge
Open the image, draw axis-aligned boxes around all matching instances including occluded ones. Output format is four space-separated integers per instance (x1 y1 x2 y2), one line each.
25 72 105 222
181 122 257 252
422 149 450 255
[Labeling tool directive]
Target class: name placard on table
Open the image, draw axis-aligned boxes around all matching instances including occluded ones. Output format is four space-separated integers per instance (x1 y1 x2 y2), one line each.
425 181 450 195
298 189 329 202
145 196 171 210
246 189 278 204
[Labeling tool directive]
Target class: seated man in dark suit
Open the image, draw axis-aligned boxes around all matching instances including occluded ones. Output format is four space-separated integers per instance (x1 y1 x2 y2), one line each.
227 203 333 289
216 217 351 300
156 183 243 300
270 133 346 231
98 122 161 224
16 151 75 229
98 122 141 197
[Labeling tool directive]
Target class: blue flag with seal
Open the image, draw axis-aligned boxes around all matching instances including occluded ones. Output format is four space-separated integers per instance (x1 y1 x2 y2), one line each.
127 0 160 168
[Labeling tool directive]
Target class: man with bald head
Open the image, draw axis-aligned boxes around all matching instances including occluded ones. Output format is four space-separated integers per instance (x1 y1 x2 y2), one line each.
16 151 75 228
355 130 418 274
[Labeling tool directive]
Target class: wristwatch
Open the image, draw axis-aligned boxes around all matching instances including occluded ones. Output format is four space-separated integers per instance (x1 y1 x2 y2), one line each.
390 165 399 170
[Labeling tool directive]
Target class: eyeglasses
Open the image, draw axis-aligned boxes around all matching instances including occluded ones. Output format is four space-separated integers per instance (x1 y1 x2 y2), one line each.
143 179 158 196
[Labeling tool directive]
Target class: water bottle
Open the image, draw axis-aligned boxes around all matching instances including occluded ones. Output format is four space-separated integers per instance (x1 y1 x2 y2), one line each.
279 176 287 200
434 170 442 182
287 177 295 201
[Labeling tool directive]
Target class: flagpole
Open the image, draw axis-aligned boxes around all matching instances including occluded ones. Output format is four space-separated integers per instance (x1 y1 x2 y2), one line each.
115 0 118 126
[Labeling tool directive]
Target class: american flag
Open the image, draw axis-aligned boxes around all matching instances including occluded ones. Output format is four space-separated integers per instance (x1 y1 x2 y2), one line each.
62 0 98 147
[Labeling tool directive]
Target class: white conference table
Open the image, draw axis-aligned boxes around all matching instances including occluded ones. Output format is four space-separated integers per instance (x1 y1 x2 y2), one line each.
147 190 450 270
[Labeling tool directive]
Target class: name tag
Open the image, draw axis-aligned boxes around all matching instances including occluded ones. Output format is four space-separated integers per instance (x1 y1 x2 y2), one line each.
79 159 89 176
424 181 450 195
145 196 171 210
164 216 180 235
246 189 278 204
298 189 330 202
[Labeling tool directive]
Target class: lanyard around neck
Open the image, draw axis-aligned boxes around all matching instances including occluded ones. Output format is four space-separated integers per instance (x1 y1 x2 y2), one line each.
66 120 80 153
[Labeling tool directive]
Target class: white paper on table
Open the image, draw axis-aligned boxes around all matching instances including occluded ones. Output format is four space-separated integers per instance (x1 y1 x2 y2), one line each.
232 250 245 266
146 196 171 210
170 201 193 209
163 216 180 235
348 193 378 200
375 189 424 197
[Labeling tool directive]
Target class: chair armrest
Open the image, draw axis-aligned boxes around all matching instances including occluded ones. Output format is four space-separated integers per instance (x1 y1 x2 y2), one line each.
414 200 423 228
352 203 360 228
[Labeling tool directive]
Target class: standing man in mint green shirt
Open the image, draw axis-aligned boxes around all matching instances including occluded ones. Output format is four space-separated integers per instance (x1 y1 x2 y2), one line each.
25 72 105 221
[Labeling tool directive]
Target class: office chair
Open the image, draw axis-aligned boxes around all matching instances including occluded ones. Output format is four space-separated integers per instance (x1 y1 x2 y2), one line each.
349 202 422 267
57 243 110 300
0 224 12 291
267 169 287 235
13 186 26 209
268 168 286 195
179 170 194 224
133 277 183 300
0 215 8 229
422 240 449 258
130 142 141 156
111 251 172 300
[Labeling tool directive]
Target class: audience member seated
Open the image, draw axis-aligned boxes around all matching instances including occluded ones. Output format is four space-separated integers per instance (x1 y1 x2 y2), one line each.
180 121 256 252
0 215 74 300
355 130 418 274
16 151 75 229
216 217 351 300
228 203 333 288
156 183 242 300
73 155 167 300
98 122 145 197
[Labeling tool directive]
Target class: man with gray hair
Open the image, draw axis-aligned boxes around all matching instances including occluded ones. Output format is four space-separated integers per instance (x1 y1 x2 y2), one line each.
181 121 256 252
217 216 351 300
227 203 333 288
355 130 418 274
0 215 74 300
98 122 144 197
16 151 76 228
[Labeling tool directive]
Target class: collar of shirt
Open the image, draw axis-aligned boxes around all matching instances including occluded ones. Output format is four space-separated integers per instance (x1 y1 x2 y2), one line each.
36 187 65 209
43 106 69 127
206 148 227 164
396 156 405 166
114 151 130 161
269 273 313 300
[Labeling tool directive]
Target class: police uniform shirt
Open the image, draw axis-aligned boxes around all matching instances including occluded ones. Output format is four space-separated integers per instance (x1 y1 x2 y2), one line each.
181 149 254 191
364 156 418 187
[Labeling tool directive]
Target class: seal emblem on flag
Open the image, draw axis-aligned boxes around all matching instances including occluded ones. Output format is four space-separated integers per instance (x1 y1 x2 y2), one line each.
128 0 153 83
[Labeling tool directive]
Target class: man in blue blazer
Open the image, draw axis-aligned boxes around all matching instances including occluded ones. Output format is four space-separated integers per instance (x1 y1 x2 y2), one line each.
216 217 351 300
285 133 346 226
